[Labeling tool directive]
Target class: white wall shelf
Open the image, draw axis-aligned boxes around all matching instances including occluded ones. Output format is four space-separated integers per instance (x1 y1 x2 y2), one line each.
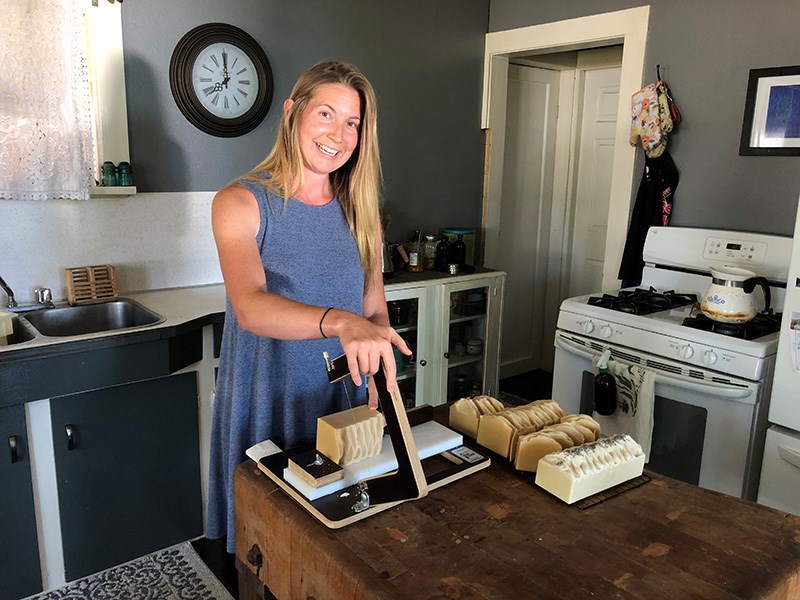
88 186 137 198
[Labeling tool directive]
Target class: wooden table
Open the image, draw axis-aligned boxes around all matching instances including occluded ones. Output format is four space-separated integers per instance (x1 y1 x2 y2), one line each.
234 457 800 600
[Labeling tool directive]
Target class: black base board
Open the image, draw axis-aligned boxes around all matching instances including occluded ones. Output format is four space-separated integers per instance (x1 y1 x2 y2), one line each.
191 536 239 598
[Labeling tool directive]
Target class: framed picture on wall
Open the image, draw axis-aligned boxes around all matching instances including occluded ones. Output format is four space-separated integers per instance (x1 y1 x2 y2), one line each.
740 65 800 156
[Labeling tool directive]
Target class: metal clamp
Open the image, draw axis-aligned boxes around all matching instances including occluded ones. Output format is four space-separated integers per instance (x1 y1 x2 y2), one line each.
351 481 370 513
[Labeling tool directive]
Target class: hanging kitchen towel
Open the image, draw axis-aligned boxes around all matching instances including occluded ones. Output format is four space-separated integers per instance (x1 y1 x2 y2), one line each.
617 150 679 285
592 357 655 460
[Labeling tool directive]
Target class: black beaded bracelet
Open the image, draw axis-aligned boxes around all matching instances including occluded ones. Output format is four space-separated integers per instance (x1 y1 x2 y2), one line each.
319 307 334 338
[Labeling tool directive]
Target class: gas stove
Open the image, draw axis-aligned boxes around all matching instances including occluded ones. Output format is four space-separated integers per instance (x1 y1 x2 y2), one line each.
557 228 793 381
553 227 794 501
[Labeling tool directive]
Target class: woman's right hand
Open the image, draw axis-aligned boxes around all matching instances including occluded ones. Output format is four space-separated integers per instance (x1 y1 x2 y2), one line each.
322 309 411 402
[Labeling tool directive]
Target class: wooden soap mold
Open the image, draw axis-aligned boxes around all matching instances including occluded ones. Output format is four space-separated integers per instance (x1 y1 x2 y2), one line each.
65 264 117 305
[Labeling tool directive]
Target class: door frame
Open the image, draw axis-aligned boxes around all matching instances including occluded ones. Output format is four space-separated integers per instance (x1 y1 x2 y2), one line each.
481 6 650 292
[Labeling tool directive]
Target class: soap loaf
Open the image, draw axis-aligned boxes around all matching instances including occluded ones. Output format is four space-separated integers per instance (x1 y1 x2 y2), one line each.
514 416 600 471
535 434 645 504
476 399 565 458
449 395 505 438
316 405 384 466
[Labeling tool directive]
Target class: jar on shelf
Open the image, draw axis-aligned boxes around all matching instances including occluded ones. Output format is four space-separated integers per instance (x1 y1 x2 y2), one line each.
406 242 424 272
101 161 117 186
423 235 437 269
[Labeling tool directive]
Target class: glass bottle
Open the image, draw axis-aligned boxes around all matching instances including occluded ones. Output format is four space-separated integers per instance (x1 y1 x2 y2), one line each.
453 234 467 268
423 235 437 270
407 242 424 272
435 237 451 272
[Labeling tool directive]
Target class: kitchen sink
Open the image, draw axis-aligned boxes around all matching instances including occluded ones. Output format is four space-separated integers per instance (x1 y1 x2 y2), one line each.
4 316 37 345
23 298 165 337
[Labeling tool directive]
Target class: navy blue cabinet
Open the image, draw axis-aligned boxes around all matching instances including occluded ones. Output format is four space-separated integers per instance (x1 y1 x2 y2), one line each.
0 405 42 600
50 372 202 582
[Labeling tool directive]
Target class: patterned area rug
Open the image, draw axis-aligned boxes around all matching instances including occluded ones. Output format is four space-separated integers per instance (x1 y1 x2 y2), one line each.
28 542 234 600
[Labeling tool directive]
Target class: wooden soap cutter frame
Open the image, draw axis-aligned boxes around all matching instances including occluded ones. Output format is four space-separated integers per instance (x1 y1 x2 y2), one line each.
255 354 490 528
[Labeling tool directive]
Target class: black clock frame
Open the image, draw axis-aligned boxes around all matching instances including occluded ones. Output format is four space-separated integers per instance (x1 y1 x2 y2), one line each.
170 23 273 138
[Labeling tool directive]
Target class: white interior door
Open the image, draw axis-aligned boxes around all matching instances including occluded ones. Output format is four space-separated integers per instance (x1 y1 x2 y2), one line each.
496 65 559 377
567 67 621 297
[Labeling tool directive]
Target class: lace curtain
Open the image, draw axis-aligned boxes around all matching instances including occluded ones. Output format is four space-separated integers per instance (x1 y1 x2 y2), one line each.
0 0 95 200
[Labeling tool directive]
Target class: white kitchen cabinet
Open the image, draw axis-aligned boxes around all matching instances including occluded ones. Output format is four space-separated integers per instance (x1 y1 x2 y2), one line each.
385 269 505 407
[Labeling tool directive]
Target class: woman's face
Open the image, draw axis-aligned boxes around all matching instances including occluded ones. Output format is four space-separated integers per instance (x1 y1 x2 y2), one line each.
288 83 362 179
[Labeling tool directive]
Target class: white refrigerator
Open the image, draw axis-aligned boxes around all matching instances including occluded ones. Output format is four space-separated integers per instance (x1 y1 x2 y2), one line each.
758 197 800 515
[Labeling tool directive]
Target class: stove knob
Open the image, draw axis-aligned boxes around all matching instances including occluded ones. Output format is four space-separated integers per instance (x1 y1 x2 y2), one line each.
581 320 595 334
600 325 613 339
679 344 695 359
703 350 718 365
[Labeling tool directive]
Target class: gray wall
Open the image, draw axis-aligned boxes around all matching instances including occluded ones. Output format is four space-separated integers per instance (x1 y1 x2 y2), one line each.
121 0 490 242
490 0 800 237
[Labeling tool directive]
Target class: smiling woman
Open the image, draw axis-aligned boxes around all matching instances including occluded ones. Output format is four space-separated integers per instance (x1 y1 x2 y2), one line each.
207 61 411 556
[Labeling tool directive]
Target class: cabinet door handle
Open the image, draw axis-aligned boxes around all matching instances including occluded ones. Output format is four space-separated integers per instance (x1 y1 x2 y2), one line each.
9 436 18 464
443 352 450 359
419 359 427 367
66 424 77 451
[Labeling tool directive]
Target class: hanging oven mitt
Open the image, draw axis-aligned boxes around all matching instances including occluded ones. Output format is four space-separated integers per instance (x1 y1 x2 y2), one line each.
657 81 674 134
629 83 667 158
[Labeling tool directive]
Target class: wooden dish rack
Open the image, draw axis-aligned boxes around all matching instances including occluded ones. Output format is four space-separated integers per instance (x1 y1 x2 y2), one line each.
65 265 118 305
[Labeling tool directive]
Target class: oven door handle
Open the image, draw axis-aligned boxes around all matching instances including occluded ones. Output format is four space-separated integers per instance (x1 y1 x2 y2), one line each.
554 334 754 400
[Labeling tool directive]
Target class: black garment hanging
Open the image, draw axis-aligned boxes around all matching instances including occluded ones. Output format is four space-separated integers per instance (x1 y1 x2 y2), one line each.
618 150 679 286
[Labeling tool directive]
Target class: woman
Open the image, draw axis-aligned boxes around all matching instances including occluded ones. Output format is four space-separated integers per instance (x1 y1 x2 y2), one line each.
207 61 410 551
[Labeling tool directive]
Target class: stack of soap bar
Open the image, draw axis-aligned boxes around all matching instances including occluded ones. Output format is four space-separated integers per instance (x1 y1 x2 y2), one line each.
449 395 505 438
316 404 384 466
476 399 565 458
534 434 645 504
514 414 601 470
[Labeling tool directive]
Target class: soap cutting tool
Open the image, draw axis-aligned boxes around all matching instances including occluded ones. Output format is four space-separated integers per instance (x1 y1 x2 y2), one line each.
255 353 491 528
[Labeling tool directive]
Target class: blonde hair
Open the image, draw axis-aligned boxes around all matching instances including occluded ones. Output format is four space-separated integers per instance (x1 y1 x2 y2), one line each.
244 61 382 292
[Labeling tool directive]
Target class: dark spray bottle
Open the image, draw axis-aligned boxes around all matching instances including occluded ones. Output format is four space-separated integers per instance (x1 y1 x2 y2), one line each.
594 349 617 416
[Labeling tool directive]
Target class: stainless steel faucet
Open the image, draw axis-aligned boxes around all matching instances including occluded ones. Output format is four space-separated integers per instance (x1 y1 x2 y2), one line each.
0 276 54 312
0 275 17 308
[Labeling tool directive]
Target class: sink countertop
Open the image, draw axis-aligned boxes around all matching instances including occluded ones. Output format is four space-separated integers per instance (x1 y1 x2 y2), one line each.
0 269 505 360
0 283 227 359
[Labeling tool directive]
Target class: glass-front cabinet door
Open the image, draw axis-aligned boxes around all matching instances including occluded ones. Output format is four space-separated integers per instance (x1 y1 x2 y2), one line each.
440 278 502 403
384 286 435 408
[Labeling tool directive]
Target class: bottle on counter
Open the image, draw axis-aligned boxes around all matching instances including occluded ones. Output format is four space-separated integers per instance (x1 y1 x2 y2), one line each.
435 237 451 272
594 349 617 416
423 235 437 270
406 242 424 272
452 234 467 268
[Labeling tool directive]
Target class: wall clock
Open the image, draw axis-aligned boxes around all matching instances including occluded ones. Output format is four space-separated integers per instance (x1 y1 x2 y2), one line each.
170 23 273 137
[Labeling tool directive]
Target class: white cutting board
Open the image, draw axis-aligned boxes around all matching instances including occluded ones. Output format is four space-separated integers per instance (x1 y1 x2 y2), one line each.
246 421 462 501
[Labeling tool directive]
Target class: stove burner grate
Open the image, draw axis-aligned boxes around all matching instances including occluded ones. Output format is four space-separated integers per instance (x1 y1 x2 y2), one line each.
681 311 782 340
587 287 698 316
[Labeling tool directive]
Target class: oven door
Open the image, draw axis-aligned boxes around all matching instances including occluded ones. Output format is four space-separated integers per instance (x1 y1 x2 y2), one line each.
553 331 765 500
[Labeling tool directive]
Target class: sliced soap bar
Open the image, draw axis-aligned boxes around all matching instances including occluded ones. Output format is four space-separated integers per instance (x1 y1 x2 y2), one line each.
316 404 384 466
449 395 505 438
535 434 645 504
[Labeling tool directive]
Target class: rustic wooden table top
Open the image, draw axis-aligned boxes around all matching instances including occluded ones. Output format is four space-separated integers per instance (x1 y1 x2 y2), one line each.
234 455 800 600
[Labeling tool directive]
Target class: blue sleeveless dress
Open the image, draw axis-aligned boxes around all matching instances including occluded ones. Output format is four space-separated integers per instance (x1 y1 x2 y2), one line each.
207 178 367 551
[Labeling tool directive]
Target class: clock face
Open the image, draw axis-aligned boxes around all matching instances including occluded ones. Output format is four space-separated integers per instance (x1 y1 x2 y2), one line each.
170 23 273 137
191 43 259 119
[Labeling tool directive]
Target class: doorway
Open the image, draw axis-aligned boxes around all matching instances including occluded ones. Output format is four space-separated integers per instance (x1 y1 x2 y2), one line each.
481 7 649 381
496 49 621 380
